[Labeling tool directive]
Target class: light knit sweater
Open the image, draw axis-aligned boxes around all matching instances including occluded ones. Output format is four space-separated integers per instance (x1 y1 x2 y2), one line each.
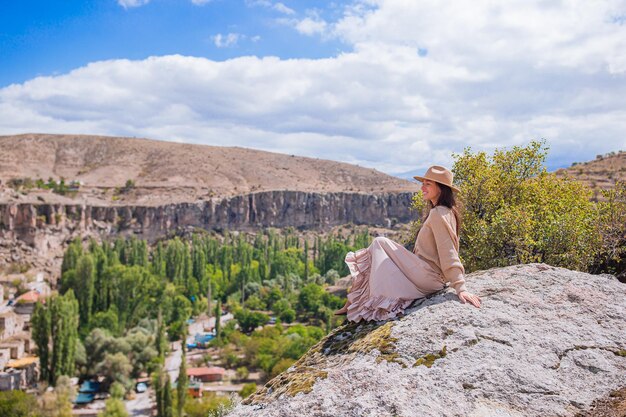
413 206 467 294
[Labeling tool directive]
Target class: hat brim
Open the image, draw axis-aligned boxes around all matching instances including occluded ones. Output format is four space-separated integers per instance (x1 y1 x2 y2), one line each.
413 176 461 193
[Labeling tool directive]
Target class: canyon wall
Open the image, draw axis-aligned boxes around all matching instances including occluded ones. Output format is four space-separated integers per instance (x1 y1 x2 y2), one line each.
0 190 416 246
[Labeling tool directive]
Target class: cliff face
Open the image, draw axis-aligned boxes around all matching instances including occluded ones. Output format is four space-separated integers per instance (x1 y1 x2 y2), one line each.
228 264 626 417
0 190 415 245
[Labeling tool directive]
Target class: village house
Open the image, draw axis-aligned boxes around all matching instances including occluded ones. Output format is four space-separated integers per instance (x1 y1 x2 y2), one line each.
14 290 41 315
187 366 226 382
0 357 38 391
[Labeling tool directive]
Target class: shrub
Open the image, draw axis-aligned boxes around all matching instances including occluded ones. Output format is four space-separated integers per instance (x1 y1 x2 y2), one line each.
270 358 295 378
418 141 603 273
235 366 249 381
593 182 626 276
239 383 257 399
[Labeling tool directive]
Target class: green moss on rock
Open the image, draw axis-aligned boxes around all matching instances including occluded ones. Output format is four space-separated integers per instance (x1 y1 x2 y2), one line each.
413 345 447 368
243 319 406 405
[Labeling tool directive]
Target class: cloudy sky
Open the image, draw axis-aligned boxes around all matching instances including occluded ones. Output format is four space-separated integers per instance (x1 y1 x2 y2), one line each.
1 0 625 177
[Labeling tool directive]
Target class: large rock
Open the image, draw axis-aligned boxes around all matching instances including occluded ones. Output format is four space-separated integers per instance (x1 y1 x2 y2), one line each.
228 264 626 417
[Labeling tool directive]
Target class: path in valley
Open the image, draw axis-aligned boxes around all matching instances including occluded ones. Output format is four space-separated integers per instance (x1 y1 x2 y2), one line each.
125 312 233 416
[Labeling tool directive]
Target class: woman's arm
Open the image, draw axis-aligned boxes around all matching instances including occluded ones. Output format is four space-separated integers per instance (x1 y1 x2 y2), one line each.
430 211 480 308
429 211 467 294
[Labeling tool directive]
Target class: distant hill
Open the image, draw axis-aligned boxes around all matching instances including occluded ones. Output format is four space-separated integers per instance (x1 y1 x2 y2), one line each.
554 150 626 198
0 134 417 205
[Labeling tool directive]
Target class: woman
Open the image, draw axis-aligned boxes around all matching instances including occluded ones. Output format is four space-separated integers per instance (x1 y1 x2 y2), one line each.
334 165 481 322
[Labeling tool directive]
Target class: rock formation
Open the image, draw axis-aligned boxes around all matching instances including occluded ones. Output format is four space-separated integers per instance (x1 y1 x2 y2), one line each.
0 190 414 245
227 264 626 417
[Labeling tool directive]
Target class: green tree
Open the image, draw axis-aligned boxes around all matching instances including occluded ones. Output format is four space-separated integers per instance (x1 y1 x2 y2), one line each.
31 301 51 382
0 390 38 417
239 383 257 399
162 374 173 417
99 385 128 417
38 375 74 417
183 394 232 417
176 335 188 417
214 299 222 342
99 352 133 389
75 254 96 326
234 309 269 333
235 366 249 381
154 367 173 417
156 309 167 360
90 307 119 335
447 141 600 272
279 308 296 323
297 283 324 315
33 291 80 384
61 237 82 274
594 182 626 276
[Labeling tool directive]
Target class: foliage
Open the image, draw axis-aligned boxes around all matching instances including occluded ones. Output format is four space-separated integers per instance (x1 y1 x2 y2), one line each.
270 357 295 378
224 323 325 377
98 396 128 417
176 342 188 417
236 366 249 380
0 390 38 417
407 141 626 277
426 140 602 272
183 394 232 417
37 375 74 417
154 367 174 417
56 227 357 389
31 291 80 385
7 176 74 195
81 324 158 386
593 181 626 276
110 382 126 399
234 308 269 333
239 383 257 399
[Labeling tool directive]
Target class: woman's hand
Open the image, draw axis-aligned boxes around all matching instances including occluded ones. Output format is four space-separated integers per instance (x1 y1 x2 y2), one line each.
458 291 481 308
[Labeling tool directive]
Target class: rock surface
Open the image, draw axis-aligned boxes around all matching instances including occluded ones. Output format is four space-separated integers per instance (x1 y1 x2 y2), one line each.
228 264 626 417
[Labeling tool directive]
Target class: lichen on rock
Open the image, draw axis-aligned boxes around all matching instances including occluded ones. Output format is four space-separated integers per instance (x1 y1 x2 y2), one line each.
229 264 626 417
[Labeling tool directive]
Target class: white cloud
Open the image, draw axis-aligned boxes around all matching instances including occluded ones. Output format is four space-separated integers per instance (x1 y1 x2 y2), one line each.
212 33 242 48
2 0 626 174
273 2 295 15
295 17 328 36
117 0 150 9
246 0 296 15
191 0 213 5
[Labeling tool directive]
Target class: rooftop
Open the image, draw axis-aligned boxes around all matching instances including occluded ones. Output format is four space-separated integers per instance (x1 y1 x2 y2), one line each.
187 367 225 376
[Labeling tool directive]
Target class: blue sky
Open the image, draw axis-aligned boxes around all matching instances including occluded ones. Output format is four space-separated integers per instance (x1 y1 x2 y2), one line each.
0 0 346 86
1 0 625 177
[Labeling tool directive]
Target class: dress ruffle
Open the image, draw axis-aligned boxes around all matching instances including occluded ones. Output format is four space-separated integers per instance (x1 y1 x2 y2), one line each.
345 248 414 323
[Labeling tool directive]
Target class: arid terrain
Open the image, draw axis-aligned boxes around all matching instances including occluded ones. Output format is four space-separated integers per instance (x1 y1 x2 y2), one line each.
555 150 626 198
0 134 418 206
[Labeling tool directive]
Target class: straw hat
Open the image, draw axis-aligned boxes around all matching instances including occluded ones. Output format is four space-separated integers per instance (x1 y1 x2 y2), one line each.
413 165 461 193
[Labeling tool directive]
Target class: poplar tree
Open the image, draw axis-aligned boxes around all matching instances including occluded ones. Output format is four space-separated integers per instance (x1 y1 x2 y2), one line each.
303 239 309 281
214 300 221 341
162 374 173 417
75 254 95 327
31 301 51 382
33 291 79 385
61 237 82 274
156 309 166 360
152 242 166 277
176 340 187 417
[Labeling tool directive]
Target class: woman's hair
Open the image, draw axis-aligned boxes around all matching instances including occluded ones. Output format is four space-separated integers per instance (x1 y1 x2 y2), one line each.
424 183 462 236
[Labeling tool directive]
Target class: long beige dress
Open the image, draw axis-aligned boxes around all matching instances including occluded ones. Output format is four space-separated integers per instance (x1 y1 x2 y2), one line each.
345 206 467 322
